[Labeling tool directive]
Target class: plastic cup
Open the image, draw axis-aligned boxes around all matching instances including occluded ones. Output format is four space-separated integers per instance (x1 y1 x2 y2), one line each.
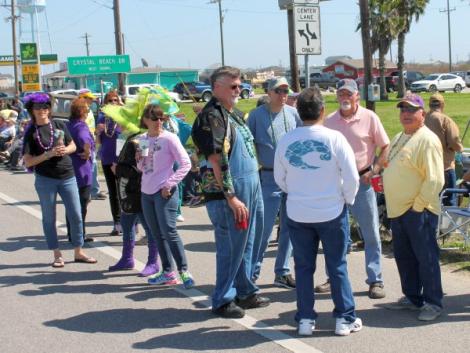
139 138 149 157
370 175 384 192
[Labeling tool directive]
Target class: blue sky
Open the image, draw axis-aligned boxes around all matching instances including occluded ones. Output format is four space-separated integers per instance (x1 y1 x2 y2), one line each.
0 0 469 75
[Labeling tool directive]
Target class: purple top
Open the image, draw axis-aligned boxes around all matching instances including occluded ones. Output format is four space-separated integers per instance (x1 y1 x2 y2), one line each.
97 111 121 165
137 130 190 195
67 119 95 187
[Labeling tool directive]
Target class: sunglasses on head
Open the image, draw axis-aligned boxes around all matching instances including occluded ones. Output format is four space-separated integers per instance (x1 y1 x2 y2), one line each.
399 106 421 113
274 88 289 95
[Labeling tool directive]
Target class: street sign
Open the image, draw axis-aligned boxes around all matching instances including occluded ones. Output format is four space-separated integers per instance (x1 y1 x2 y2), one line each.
20 43 39 64
294 0 319 4
0 54 58 66
22 64 41 91
67 55 131 75
294 5 321 55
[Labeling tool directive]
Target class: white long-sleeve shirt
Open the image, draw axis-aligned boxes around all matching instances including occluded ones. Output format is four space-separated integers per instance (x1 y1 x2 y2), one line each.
274 124 359 223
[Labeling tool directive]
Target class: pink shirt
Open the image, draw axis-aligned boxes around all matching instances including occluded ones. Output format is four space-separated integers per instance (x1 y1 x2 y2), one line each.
137 130 190 195
325 105 390 171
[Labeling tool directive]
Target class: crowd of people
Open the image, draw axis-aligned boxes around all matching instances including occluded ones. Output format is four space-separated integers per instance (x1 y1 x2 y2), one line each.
1 65 463 336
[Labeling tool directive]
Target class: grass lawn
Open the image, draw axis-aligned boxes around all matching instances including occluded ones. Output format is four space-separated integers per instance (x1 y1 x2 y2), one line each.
179 92 470 147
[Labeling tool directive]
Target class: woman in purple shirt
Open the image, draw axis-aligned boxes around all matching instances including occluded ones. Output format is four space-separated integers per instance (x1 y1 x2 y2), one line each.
96 91 122 235
137 104 194 288
66 98 95 243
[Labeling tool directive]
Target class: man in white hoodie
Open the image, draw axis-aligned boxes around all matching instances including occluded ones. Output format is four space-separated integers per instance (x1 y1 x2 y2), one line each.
274 87 361 337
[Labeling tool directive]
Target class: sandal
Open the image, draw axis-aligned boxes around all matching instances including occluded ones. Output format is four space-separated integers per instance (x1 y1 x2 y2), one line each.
74 256 97 264
52 257 65 268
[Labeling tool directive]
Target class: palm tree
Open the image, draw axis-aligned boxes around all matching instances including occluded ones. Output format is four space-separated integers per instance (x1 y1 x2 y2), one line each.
385 0 430 98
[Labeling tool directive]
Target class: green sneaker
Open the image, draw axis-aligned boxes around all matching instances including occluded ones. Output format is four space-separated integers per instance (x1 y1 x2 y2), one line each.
384 297 421 311
418 303 442 321
180 271 195 289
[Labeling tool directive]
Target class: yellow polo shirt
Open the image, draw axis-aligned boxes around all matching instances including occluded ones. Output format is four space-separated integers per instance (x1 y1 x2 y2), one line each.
85 111 95 134
383 126 444 218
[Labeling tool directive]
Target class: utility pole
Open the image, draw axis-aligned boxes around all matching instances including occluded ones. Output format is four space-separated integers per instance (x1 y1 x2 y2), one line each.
81 32 91 56
359 0 375 111
10 0 20 97
113 0 125 94
440 0 455 72
210 0 225 66
287 7 300 92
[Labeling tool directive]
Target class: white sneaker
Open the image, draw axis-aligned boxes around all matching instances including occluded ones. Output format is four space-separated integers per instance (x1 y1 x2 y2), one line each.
335 317 362 336
176 215 185 222
298 318 315 336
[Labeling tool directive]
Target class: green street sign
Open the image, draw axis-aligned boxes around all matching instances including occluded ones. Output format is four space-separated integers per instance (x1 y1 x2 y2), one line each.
67 55 131 75
20 43 38 64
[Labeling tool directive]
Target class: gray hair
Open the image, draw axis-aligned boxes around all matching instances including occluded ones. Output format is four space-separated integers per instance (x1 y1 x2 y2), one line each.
210 66 241 88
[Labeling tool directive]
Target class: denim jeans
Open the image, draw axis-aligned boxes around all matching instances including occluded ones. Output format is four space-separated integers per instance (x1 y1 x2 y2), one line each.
349 182 383 284
252 170 292 278
141 188 187 273
120 211 154 243
391 209 443 308
34 175 84 249
287 206 357 322
91 152 101 196
442 169 457 206
66 185 91 238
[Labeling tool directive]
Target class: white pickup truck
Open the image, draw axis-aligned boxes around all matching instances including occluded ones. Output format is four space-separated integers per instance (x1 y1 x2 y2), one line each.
124 84 180 102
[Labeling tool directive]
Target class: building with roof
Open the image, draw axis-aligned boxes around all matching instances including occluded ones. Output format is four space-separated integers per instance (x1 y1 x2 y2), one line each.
322 58 397 79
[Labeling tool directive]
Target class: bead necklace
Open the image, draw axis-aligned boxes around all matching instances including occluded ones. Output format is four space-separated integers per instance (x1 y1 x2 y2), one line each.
104 117 117 137
35 122 54 151
269 106 289 147
385 132 412 168
225 110 256 159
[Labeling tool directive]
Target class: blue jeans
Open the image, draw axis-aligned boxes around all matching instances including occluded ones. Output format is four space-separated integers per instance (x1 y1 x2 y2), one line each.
349 182 383 284
34 175 84 249
391 209 443 308
120 211 154 243
252 170 292 278
287 206 357 322
442 169 457 206
91 152 101 196
141 188 187 273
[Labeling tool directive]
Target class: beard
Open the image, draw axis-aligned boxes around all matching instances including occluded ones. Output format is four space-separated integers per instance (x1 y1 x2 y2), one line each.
340 101 352 111
230 96 239 106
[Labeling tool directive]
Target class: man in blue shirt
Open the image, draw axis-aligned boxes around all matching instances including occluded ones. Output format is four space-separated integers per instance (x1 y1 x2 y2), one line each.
247 77 301 288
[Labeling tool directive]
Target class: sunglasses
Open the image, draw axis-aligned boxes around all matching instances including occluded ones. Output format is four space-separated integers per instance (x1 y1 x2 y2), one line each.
229 84 242 90
32 103 50 110
274 88 289 95
148 116 166 121
399 106 421 113
109 99 119 103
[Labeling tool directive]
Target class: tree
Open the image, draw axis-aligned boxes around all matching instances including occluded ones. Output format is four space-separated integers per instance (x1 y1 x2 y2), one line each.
385 0 429 98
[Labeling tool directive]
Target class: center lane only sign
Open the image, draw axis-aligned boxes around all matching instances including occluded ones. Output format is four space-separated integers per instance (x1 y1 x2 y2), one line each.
294 5 321 55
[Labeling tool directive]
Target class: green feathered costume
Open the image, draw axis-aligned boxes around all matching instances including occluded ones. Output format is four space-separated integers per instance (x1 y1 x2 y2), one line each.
101 86 180 134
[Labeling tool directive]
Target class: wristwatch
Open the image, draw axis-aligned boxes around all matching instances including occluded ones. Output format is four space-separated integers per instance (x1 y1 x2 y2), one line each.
223 190 235 199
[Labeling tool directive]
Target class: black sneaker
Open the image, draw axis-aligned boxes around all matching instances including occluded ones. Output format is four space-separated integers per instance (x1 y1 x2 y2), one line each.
274 274 296 289
212 301 245 318
235 294 270 309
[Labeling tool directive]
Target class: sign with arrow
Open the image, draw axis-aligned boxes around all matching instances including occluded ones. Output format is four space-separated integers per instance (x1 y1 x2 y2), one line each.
294 5 321 55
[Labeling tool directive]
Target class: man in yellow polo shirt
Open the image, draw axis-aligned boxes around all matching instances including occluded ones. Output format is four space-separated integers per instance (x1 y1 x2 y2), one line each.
383 93 444 321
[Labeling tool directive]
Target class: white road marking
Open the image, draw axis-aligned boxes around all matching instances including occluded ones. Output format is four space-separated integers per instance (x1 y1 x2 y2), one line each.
0 190 322 353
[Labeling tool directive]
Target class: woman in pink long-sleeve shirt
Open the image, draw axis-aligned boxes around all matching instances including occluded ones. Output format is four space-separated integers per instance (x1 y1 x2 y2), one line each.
136 104 194 288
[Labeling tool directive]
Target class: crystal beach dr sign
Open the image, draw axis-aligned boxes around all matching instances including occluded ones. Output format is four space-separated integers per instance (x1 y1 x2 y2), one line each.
67 55 131 75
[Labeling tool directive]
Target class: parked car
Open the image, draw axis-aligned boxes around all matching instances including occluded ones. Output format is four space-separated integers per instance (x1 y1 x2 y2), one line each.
49 89 80 96
174 81 253 102
124 84 180 102
49 93 101 121
451 71 470 87
385 70 425 92
410 73 466 93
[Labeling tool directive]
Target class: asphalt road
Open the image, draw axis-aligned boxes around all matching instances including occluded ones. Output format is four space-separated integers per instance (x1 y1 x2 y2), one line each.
1 167 470 353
